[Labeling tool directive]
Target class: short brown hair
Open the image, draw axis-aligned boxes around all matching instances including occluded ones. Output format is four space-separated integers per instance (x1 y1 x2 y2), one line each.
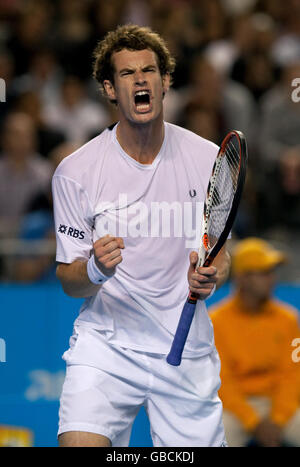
92 24 176 103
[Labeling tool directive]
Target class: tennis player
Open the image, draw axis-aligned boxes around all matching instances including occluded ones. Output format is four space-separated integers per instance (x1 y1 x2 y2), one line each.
53 25 231 447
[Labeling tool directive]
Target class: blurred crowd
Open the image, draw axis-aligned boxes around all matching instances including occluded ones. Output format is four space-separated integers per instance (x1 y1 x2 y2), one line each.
0 0 299 283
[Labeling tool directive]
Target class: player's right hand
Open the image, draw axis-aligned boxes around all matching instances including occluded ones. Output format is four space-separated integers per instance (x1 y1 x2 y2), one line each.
188 251 217 300
93 235 125 277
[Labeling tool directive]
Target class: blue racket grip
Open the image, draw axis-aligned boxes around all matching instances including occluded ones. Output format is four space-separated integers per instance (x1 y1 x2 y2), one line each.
166 299 197 366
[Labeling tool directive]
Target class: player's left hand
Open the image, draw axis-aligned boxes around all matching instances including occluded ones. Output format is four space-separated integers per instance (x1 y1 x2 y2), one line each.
188 251 217 300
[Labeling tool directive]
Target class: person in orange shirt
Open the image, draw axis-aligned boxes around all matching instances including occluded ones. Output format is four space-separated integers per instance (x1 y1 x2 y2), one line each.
209 238 300 447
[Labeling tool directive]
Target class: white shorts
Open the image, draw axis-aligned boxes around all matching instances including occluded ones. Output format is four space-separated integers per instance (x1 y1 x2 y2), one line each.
58 324 226 447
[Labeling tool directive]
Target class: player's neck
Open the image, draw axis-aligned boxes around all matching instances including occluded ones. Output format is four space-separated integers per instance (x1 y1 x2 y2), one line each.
116 117 165 165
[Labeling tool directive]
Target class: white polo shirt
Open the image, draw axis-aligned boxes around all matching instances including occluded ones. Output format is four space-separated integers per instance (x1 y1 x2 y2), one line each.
52 122 219 357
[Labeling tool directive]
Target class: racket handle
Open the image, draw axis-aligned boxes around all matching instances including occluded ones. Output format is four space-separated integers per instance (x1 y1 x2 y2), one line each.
166 298 197 366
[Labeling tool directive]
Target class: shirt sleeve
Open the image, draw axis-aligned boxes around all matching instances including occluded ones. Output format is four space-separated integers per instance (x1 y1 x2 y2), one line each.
52 174 94 264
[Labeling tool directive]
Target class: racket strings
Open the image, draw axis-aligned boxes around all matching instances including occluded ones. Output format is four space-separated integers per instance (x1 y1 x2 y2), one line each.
205 136 241 249
226 142 240 186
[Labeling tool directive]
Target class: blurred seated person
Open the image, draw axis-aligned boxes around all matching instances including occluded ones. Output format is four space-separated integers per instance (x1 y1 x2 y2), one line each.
11 48 64 107
51 0 94 80
0 112 53 237
0 50 17 127
12 142 81 283
4 4 53 77
229 13 278 102
231 50 277 102
210 238 300 447
256 147 300 235
43 75 110 143
14 90 65 158
180 102 219 144
259 61 300 164
184 55 257 147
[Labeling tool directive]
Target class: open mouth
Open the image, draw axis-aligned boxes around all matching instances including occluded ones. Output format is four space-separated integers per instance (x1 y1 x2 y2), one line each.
134 90 151 111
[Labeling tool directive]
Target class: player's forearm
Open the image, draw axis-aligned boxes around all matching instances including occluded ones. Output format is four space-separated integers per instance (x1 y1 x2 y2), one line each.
213 249 231 289
56 260 102 298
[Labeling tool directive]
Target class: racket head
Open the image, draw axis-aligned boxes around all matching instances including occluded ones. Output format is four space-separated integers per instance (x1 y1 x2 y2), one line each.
199 130 248 268
167 130 248 366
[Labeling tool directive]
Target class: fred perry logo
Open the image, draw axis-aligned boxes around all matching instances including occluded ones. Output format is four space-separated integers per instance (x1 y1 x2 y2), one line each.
189 189 196 198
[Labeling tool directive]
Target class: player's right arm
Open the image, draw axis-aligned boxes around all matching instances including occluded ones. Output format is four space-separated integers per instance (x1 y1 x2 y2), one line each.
52 172 125 299
56 235 124 298
56 260 100 298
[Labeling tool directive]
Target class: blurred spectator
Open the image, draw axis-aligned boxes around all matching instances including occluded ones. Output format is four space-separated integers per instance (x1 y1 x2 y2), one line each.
5 0 54 76
233 50 276 101
183 55 257 145
270 0 300 67
91 0 125 39
256 0 284 23
43 75 110 143
14 91 65 157
255 147 300 235
205 11 276 74
0 0 299 283
12 141 81 283
221 0 258 16
52 0 95 80
180 103 219 144
0 112 52 236
0 50 14 89
210 238 300 447
0 49 16 125
259 61 300 164
121 0 151 27
198 0 229 44
229 13 278 101
12 48 64 107
0 0 23 20
162 86 186 125
233 171 259 238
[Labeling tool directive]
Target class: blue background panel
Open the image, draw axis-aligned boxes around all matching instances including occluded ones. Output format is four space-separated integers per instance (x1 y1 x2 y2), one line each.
0 283 299 446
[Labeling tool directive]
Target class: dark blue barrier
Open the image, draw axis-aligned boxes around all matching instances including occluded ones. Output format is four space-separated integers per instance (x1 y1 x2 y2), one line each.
0 283 299 446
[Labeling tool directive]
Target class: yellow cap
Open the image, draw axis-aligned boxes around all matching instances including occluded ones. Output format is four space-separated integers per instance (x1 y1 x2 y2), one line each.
231 238 286 275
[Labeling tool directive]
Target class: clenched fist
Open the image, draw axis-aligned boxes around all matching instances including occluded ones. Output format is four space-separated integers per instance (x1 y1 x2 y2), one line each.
93 235 125 277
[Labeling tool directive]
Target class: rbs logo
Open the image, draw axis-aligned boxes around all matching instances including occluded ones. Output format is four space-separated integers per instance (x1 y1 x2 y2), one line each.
58 224 85 239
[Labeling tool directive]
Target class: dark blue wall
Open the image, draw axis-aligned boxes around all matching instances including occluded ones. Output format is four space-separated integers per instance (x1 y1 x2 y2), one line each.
0 283 299 446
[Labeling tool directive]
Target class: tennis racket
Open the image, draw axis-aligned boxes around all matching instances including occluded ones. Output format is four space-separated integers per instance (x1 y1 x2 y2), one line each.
167 130 248 366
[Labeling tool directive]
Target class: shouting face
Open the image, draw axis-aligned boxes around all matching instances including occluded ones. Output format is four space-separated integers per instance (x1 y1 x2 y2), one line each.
104 48 170 125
